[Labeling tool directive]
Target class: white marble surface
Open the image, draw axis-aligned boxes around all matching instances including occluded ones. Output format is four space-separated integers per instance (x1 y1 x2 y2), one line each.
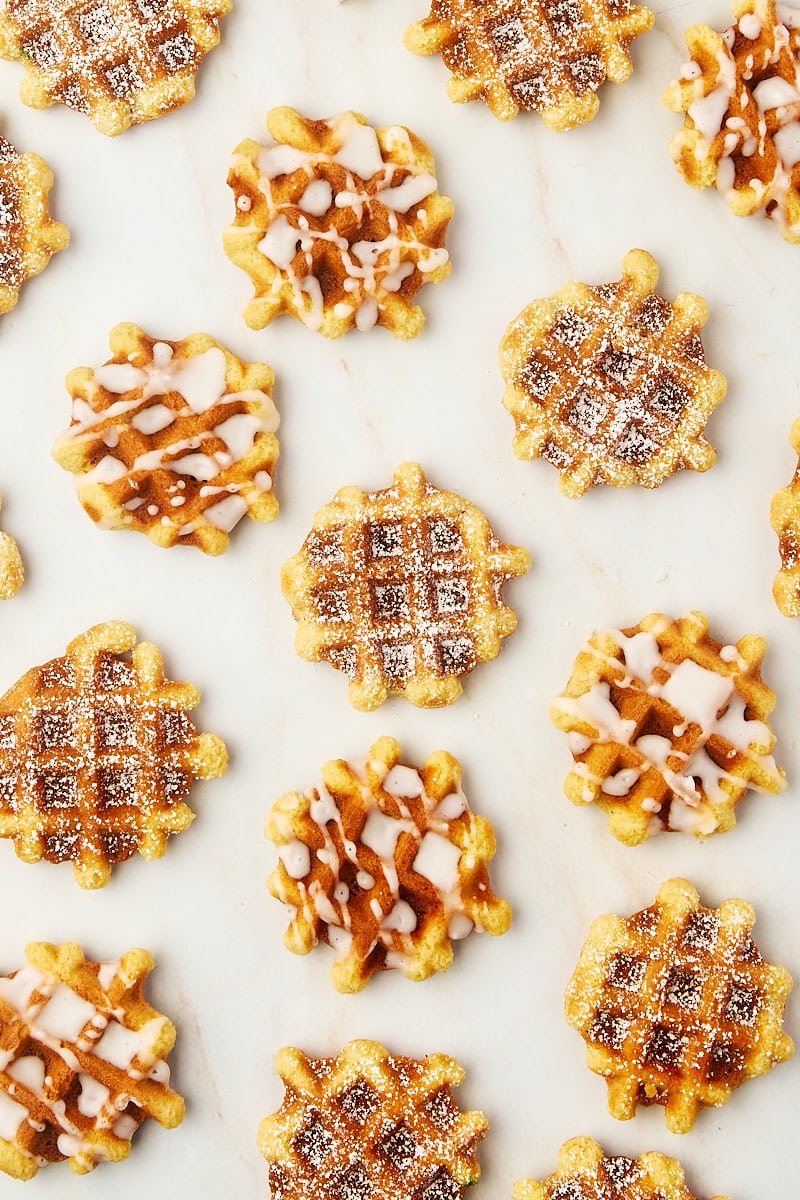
0 0 798 1194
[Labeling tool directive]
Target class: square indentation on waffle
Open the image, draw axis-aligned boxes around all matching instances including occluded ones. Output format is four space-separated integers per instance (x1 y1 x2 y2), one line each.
565 878 794 1133
282 462 530 709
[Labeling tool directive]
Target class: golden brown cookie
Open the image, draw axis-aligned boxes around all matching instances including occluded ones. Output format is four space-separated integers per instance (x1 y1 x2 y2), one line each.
258 1040 487 1200
500 251 727 496
551 611 785 843
513 1137 729 1200
565 878 794 1132
405 0 654 129
281 462 530 710
0 622 228 888
266 736 511 992
0 132 68 315
224 107 453 338
0 0 231 137
771 416 800 615
664 0 800 242
0 941 184 1180
0 497 23 599
53 324 279 556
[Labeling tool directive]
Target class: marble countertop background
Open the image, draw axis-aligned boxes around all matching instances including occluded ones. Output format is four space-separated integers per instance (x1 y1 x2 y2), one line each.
0 0 798 1194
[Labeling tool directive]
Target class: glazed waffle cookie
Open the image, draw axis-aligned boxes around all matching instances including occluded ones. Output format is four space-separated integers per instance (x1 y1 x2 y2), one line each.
0 941 184 1179
53 324 280 556
551 611 785 843
664 0 800 243
266 736 511 993
404 0 654 130
0 621 228 888
0 0 231 137
258 1040 487 1200
565 878 794 1133
499 250 727 497
0 132 68 316
281 462 531 710
0 497 23 599
224 107 453 339
771 416 800 615
513 1136 730 1200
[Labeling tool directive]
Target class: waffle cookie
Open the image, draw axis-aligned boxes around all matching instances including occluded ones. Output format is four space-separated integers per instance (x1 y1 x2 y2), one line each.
771 416 800 615
404 0 654 130
0 132 68 316
52 324 280 556
565 878 794 1133
282 462 530 710
551 611 785 843
0 0 230 137
266 736 511 993
664 0 800 243
499 250 727 497
0 621 228 888
224 107 453 339
0 498 23 599
513 1137 729 1200
0 941 184 1179
258 1040 487 1200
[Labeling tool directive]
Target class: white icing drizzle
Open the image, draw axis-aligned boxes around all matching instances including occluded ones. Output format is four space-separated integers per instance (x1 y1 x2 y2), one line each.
241 112 447 331
279 840 311 880
55 341 279 540
275 756 483 971
678 0 800 235
0 958 170 1170
554 622 783 832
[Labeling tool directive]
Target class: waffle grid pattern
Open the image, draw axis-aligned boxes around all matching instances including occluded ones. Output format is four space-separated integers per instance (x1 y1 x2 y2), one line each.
512 1135 731 1200
500 251 727 496
281 462 530 710
266 736 511 992
565 878 795 1133
0 622 227 888
405 0 654 129
0 0 231 135
0 941 184 1180
0 133 68 314
258 1040 487 1200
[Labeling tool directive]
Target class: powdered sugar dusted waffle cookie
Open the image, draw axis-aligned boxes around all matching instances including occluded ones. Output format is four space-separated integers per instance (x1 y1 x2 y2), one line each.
771 416 800 614
404 0 654 129
0 622 228 888
500 250 727 496
281 462 531 710
258 1040 487 1200
565 878 794 1132
0 941 184 1179
53 324 279 556
551 611 785 843
224 107 453 338
0 0 231 137
266 736 511 993
0 498 23 599
664 0 800 242
513 1136 730 1200
0 132 68 315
